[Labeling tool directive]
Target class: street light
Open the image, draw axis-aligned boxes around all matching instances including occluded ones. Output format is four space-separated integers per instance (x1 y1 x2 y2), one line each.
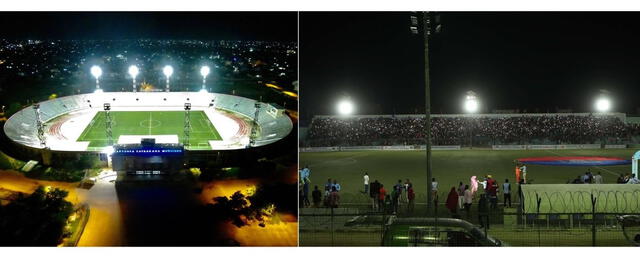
128 65 139 92
163 65 173 92
90 65 102 91
337 99 354 115
200 66 210 92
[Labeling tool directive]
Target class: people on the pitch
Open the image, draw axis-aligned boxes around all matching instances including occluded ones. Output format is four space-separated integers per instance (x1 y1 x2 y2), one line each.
503 179 512 207
463 184 473 218
312 185 322 208
363 172 369 194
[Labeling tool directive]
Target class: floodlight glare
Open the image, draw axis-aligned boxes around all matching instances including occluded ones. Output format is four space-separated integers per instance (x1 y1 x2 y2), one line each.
337 100 354 115
94 89 104 94
128 65 139 78
596 98 611 112
199 88 208 93
90 65 102 79
102 146 114 156
163 65 174 77
200 66 210 77
465 98 479 113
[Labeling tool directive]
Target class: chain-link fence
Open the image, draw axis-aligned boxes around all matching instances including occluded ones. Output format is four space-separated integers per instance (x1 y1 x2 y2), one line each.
299 205 639 246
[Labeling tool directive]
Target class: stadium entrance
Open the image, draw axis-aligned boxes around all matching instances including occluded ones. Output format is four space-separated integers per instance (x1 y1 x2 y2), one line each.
111 138 184 180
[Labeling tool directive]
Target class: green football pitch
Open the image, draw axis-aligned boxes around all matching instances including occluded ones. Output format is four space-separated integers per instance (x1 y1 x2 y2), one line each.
299 148 637 204
77 111 222 150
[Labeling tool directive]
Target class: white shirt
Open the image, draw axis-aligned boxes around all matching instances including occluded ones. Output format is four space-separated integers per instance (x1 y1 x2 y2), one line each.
480 180 487 189
503 183 511 194
432 181 438 191
594 174 603 184
520 166 527 173
364 175 369 185
463 189 473 204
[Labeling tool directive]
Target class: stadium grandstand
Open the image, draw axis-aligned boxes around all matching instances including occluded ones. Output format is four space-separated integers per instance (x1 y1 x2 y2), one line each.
302 113 640 148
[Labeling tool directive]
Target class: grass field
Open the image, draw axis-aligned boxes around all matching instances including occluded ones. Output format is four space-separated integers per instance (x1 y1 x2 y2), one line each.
299 148 637 204
77 111 221 150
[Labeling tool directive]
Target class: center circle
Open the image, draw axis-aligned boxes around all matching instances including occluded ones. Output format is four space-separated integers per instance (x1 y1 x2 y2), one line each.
139 119 161 128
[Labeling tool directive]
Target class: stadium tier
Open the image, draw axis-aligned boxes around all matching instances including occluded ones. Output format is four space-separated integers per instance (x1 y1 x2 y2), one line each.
305 113 640 147
3 92 293 152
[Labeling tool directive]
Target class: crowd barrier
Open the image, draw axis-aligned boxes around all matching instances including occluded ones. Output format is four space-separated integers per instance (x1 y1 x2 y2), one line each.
492 144 604 150
300 145 461 152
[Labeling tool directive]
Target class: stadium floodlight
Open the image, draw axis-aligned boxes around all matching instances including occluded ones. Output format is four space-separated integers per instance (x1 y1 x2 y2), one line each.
337 99 354 115
102 146 115 156
94 89 104 94
128 65 139 92
163 65 173 92
200 66 210 91
90 65 102 90
595 97 611 112
464 91 479 113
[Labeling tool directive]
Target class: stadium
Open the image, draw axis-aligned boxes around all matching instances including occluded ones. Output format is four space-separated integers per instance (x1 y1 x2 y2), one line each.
2 90 293 169
299 112 640 246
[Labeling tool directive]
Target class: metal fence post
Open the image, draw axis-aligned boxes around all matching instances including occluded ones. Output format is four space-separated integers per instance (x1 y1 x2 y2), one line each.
536 193 541 246
591 194 596 247
331 207 334 246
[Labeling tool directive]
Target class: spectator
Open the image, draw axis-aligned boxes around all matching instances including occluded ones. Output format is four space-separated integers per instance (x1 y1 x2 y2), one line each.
503 179 512 208
378 184 387 212
478 194 489 229
617 174 626 184
457 181 465 209
333 180 341 192
312 185 322 208
431 177 439 205
328 186 340 208
370 180 381 210
363 172 370 194
407 186 415 214
445 187 459 217
302 179 310 207
594 172 604 184
324 178 332 196
463 185 473 218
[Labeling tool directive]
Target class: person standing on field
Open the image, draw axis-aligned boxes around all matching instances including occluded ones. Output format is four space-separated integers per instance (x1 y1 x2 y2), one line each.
407 186 415 214
370 180 380 210
594 172 604 184
463 185 473 218
457 182 465 209
378 184 387 212
363 172 370 194
503 179 512 207
312 185 322 208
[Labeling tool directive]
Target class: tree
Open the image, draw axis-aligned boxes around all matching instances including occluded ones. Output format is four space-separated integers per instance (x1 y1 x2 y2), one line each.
0 186 74 246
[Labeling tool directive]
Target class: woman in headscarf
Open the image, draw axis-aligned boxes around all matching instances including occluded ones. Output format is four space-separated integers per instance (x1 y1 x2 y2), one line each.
445 187 459 216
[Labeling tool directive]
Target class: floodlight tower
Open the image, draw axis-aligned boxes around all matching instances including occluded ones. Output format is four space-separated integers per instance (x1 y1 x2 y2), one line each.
163 65 173 92
595 90 612 145
200 66 210 93
128 65 139 92
249 102 261 147
184 103 192 147
409 11 441 216
464 91 479 148
104 103 113 146
91 65 103 93
33 104 46 148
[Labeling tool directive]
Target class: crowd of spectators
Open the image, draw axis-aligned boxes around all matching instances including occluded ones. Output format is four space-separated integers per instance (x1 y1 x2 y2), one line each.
306 115 640 147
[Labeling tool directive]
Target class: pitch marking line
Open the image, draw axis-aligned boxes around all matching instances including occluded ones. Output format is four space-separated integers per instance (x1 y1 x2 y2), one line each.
543 150 619 177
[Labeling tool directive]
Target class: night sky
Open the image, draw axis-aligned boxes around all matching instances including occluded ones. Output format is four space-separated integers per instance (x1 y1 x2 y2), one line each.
0 12 297 41
300 12 640 123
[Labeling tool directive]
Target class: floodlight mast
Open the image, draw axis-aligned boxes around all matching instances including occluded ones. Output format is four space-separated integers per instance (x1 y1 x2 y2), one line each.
200 66 210 91
91 65 102 90
163 65 173 92
129 65 139 92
